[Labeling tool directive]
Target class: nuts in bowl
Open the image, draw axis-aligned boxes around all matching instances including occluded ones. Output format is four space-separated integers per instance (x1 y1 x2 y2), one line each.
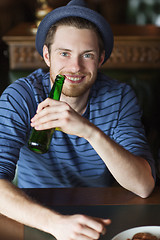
112 226 160 240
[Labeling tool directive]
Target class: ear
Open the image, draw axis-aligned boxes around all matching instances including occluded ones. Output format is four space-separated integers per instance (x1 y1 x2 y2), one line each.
43 45 50 67
98 50 105 68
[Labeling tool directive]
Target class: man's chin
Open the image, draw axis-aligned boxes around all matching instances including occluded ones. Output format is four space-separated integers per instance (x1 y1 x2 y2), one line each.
62 88 90 98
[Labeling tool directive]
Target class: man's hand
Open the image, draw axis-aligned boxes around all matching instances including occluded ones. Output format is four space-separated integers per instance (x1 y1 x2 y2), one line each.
0 180 111 240
49 214 111 240
31 97 155 198
31 98 93 139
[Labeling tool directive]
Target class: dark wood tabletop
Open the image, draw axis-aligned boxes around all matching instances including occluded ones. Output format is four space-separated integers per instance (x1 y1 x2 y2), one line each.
1 186 160 240
23 186 160 206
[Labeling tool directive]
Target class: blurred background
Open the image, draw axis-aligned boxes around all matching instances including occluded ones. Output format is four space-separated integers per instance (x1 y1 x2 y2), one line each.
0 0 160 183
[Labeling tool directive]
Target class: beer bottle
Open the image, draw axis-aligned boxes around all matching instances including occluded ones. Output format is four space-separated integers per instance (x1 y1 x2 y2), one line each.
28 74 65 154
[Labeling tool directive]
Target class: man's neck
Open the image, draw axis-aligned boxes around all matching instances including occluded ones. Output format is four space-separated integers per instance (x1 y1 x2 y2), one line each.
60 89 90 115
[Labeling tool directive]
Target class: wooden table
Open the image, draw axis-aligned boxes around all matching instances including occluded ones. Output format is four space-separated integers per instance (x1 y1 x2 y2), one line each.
0 187 160 240
2 23 160 70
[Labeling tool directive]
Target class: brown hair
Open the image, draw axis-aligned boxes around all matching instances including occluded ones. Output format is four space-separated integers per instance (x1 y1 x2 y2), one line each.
44 16 105 59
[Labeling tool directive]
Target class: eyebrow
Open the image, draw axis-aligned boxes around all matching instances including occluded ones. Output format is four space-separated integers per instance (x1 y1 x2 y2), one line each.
56 48 97 54
56 48 71 52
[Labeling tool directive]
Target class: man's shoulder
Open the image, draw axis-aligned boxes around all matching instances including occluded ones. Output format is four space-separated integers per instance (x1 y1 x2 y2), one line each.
16 68 48 88
2 68 49 98
93 72 127 95
0 68 50 114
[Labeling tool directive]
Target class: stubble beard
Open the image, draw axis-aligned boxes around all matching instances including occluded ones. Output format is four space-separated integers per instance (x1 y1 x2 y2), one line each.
50 70 97 98
61 82 92 98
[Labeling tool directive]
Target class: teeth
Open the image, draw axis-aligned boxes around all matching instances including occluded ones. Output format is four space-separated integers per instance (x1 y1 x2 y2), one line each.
67 76 82 81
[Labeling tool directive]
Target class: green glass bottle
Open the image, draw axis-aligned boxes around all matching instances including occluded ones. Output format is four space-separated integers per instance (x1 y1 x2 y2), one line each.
28 74 65 154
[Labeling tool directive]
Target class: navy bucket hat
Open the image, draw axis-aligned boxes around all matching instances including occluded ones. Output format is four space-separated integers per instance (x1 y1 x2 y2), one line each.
36 0 114 63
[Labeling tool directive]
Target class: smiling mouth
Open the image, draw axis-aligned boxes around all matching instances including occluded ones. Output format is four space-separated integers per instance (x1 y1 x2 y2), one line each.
66 75 84 83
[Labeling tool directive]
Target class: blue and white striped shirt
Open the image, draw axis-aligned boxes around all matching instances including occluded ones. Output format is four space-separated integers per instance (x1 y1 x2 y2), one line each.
0 69 155 188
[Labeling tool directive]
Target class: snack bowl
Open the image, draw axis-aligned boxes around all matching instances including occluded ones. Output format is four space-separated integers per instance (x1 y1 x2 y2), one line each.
112 226 160 240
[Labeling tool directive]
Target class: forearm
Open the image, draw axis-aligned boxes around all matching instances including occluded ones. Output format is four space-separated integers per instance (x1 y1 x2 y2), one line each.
30 100 155 198
0 179 111 240
84 124 155 198
0 179 59 235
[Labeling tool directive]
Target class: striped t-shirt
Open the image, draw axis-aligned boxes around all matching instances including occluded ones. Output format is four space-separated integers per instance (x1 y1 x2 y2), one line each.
0 68 155 188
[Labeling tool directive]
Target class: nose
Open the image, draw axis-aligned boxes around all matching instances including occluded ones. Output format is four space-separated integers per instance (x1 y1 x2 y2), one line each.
70 56 82 73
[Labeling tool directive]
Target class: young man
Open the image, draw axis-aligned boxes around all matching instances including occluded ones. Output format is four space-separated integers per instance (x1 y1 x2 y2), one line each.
0 0 156 239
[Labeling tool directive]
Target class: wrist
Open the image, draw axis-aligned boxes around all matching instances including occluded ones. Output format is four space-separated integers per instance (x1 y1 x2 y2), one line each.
84 122 101 143
44 210 64 237
36 207 59 235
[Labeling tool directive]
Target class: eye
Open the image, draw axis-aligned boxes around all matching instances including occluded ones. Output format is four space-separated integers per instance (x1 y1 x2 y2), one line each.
83 53 94 59
60 52 69 57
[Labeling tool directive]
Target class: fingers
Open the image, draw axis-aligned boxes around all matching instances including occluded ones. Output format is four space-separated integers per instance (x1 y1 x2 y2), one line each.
52 214 111 240
72 224 100 240
36 98 60 114
31 99 67 129
30 98 93 138
74 215 111 239
83 216 111 235
97 218 112 235
99 218 112 226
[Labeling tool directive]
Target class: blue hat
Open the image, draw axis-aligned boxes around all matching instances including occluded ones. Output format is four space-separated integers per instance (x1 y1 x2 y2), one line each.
36 0 114 63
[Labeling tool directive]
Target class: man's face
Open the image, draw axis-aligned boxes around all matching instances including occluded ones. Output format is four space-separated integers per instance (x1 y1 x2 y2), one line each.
44 25 104 97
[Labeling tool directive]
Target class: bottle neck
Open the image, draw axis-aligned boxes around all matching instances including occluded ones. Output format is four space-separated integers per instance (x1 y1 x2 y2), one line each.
48 75 65 100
